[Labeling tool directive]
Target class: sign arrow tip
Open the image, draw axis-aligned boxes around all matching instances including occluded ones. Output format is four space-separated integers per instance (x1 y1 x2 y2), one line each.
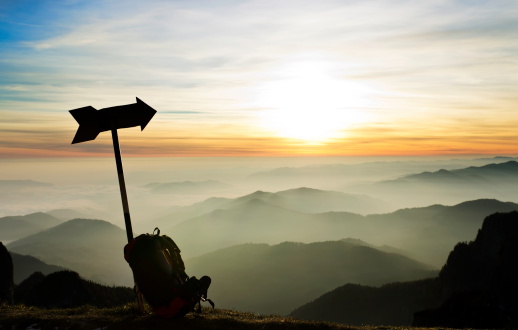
136 97 157 131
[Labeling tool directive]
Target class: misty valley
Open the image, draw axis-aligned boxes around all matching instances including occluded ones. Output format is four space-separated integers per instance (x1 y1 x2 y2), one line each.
2 156 518 327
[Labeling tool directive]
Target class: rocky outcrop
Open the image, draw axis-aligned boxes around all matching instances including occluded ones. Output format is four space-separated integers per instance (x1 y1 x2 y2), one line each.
0 242 14 305
414 211 518 328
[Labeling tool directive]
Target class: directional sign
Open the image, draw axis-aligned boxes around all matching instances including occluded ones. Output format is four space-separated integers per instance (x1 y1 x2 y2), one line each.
69 97 155 313
70 97 156 144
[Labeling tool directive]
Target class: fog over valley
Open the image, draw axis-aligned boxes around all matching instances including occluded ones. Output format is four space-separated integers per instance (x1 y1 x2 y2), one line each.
2 155 517 219
3 155 518 317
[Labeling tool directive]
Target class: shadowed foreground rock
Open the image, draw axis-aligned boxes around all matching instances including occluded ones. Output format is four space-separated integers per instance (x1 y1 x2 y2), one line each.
414 211 518 328
0 242 14 305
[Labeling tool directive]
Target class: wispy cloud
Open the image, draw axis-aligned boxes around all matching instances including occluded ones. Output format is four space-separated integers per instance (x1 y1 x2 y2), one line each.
1 0 518 156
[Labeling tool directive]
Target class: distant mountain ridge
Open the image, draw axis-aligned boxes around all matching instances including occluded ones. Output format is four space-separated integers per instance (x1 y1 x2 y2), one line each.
248 157 518 180
169 197 518 265
7 218 131 286
230 187 389 214
10 252 66 284
400 161 518 183
170 197 330 257
147 187 389 233
8 218 124 249
187 240 437 315
0 180 54 189
340 158 518 209
45 209 91 221
246 157 518 193
144 180 232 194
0 212 63 241
352 161 518 207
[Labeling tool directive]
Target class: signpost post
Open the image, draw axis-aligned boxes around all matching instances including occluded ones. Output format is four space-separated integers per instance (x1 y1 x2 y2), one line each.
70 97 156 312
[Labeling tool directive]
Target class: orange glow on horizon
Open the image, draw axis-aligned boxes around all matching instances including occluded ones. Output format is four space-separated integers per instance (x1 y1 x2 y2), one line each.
4 130 518 158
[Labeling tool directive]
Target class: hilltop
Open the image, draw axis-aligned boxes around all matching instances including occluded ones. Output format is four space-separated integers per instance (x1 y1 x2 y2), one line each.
0 212 63 241
7 218 131 286
0 305 454 330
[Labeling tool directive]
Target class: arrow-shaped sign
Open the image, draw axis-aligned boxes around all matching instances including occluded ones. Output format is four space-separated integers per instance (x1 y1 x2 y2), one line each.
70 97 156 144
70 97 156 313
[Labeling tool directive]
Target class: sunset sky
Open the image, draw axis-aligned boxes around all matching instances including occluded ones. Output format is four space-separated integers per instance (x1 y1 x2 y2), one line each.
1 0 518 157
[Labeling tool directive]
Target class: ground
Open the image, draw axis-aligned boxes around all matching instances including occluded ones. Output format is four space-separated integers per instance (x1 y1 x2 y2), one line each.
0 304 460 330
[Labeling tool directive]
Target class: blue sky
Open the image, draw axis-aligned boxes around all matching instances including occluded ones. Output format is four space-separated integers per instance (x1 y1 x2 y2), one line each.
1 0 518 157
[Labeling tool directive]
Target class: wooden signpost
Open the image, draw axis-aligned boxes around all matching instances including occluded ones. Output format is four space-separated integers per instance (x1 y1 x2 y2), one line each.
70 97 157 312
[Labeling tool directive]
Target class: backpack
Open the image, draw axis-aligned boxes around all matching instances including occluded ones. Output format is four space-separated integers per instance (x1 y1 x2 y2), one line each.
123 228 213 317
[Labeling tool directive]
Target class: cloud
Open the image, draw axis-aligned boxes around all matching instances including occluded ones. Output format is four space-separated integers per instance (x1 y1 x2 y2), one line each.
1 0 518 156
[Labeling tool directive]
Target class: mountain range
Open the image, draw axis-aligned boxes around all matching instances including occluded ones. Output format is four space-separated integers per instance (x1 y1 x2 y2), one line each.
6 195 518 289
7 219 132 286
142 187 388 232
5 217 437 315
0 212 64 242
186 240 437 315
9 209 517 324
352 161 518 207
291 211 518 328
166 196 518 266
246 157 518 192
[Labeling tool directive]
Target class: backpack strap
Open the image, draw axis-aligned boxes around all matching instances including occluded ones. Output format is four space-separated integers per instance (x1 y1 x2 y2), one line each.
159 235 187 280
197 296 215 313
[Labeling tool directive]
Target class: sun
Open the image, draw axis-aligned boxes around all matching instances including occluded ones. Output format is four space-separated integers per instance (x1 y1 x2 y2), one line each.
253 60 374 143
